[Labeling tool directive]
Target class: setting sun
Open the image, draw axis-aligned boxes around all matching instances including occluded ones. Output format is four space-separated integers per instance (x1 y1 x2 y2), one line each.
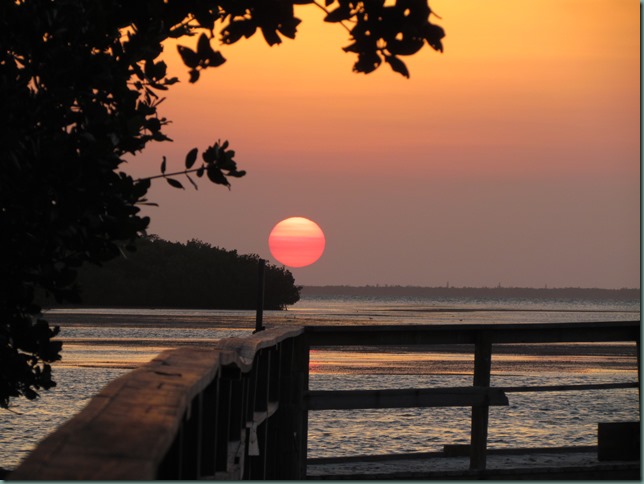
268 217 325 268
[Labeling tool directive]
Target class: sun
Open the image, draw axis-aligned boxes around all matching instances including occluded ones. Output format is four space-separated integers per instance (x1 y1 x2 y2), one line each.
268 217 325 268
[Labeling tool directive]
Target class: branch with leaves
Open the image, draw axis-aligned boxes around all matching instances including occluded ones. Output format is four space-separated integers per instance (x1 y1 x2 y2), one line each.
140 140 246 193
174 1 444 80
322 0 445 78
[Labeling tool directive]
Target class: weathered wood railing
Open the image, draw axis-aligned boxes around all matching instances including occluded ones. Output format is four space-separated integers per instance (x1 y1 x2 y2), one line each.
9 326 308 480
9 320 640 480
302 321 640 473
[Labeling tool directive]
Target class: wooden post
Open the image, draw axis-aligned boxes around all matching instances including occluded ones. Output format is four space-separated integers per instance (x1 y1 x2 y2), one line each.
275 339 295 479
598 422 641 461
276 334 309 479
255 259 265 333
470 336 492 471
294 334 310 479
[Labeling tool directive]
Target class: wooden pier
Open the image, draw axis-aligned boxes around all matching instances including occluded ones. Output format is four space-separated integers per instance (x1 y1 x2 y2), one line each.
9 321 640 480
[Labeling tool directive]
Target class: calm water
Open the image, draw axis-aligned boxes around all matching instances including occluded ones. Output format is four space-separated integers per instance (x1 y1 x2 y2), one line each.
0 295 640 470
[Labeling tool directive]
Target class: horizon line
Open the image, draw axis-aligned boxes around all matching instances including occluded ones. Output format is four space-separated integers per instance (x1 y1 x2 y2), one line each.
300 284 641 291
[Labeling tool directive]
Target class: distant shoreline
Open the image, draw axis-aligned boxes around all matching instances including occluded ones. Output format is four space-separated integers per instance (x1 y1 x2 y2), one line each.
301 285 640 301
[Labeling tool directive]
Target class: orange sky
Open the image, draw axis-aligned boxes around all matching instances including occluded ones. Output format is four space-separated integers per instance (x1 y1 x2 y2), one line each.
130 0 640 288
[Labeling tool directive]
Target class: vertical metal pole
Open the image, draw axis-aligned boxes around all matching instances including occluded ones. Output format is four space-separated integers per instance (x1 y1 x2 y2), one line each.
255 259 265 333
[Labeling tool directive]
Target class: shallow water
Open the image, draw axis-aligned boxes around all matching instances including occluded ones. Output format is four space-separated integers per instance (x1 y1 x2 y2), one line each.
0 295 639 470
0 367 129 469
307 371 639 458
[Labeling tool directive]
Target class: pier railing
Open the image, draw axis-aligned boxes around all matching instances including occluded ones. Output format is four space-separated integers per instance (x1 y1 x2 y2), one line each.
9 325 308 480
302 321 640 473
9 320 640 480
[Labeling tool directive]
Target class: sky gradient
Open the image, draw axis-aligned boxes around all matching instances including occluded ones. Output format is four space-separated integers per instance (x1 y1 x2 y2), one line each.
128 0 640 288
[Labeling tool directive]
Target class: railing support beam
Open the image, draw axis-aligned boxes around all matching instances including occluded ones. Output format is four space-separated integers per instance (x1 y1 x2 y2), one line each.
470 336 492 471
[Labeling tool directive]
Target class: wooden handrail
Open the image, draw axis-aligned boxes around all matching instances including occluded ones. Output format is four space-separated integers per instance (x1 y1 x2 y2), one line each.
9 326 304 480
303 321 641 345
9 320 639 480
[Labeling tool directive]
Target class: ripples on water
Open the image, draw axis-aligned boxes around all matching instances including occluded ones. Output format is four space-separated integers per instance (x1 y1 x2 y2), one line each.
307 373 639 458
0 367 128 469
0 296 640 470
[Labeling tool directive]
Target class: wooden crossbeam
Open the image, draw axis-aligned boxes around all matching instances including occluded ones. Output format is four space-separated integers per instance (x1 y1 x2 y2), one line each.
305 386 508 410
500 382 638 393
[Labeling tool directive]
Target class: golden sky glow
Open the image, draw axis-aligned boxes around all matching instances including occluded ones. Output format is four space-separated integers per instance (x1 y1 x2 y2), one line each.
132 0 639 288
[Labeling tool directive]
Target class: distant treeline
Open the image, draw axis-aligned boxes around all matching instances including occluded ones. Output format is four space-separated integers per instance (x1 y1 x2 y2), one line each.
301 285 640 301
42 236 301 310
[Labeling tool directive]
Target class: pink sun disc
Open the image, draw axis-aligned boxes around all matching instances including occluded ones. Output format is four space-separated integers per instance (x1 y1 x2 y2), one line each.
268 217 325 268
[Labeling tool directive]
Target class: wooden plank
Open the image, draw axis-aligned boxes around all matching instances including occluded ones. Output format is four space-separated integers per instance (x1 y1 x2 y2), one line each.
304 321 640 347
146 347 222 399
218 326 304 370
6 394 114 477
12 452 158 481
10 391 184 479
11 347 224 480
500 382 639 393
305 387 508 410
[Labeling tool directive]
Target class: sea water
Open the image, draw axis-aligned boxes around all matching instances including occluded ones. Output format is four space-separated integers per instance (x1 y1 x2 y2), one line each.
0 295 640 470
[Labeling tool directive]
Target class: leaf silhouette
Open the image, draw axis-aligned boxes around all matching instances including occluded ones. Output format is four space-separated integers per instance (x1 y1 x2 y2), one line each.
197 33 211 57
221 19 257 44
207 166 229 186
185 148 198 169
385 55 410 78
177 45 199 68
424 24 445 52
166 178 184 189
207 50 226 67
260 26 281 46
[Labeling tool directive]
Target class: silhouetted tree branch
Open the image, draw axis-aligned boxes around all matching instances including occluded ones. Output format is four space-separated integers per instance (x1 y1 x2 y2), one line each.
0 0 444 409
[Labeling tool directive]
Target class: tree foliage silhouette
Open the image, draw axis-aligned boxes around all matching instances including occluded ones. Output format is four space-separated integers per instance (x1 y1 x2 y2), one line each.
61 236 301 310
0 0 444 408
